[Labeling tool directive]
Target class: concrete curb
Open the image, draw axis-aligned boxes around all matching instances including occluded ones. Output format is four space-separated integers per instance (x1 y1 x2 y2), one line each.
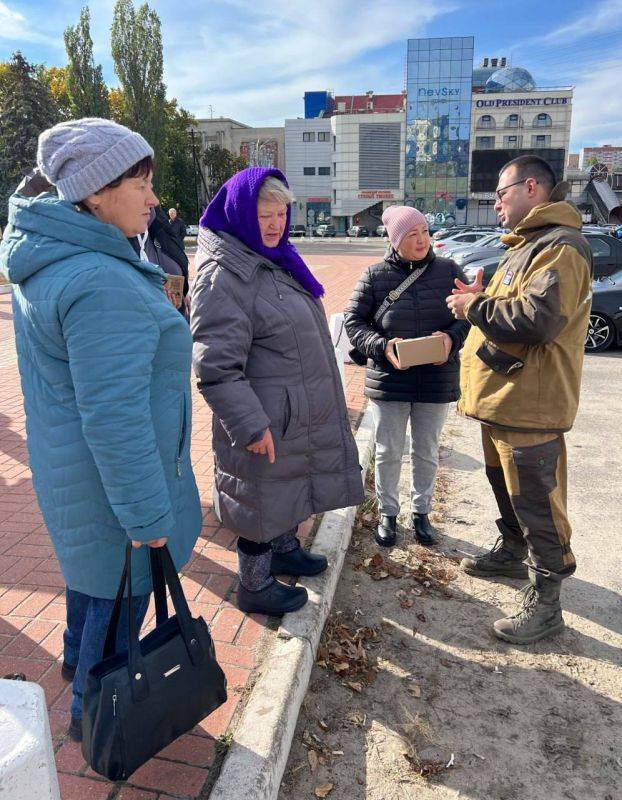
209 403 374 800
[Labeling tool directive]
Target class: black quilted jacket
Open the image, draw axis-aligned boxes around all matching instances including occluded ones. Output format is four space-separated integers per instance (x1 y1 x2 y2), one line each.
344 248 470 403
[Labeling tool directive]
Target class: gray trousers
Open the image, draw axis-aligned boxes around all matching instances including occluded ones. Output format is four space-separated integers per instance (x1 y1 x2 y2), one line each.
370 399 449 517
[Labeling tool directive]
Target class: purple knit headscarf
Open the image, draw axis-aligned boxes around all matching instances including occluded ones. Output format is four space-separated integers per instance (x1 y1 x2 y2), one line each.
199 166 324 298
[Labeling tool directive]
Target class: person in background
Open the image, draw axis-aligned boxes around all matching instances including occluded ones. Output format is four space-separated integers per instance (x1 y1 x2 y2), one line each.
168 207 187 246
447 155 592 644
0 118 201 741
191 167 364 617
344 206 469 549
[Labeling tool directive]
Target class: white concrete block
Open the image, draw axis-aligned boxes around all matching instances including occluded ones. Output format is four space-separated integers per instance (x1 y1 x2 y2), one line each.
0 679 60 800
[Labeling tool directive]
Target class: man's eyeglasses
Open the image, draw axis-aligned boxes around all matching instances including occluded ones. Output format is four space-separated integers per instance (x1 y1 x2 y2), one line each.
495 178 537 201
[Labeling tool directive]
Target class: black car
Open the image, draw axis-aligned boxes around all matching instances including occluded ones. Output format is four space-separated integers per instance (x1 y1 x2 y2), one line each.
587 270 622 352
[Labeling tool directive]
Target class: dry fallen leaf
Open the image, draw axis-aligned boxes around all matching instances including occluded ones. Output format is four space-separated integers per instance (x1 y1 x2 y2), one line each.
317 719 329 732
406 682 422 698
314 783 334 798
307 749 319 773
345 681 363 693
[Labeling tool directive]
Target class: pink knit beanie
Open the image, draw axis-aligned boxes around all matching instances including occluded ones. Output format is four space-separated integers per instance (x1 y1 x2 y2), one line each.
382 206 428 249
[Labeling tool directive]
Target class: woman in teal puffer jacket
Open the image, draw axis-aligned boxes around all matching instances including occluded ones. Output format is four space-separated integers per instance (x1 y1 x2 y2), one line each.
0 118 201 742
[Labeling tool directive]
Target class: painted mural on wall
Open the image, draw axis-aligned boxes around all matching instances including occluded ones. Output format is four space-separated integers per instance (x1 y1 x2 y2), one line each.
240 139 279 168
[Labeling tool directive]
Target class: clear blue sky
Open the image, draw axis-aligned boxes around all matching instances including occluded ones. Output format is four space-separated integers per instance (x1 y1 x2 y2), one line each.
1 0 620 151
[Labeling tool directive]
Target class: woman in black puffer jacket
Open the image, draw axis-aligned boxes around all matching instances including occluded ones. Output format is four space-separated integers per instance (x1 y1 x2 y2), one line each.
344 206 469 548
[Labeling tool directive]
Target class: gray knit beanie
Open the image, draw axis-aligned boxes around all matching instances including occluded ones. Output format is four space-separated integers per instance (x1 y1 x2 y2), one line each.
37 117 154 203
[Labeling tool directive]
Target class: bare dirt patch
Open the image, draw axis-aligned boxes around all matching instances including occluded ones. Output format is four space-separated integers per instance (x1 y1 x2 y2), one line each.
278 421 622 800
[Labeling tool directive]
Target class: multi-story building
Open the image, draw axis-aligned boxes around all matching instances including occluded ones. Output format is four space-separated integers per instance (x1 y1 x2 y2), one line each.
286 94 405 231
284 118 333 229
579 145 622 170
404 41 573 226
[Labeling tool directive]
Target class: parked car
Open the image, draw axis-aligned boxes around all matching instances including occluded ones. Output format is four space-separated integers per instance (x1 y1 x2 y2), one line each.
315 224 337 238
444 234 507 266
186 224 199 236
290 224 307 238
376 224 387 238
586 270 622 352
462 254 502 287
432 229 493 253
347 225 369 237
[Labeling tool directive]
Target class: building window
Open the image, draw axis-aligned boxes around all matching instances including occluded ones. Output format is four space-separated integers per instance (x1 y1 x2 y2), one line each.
534 113 552 128
504 114 522 128
333 135 336 151
333 189 337 203
477 114 495 129
318 166 330 176
303 167 316 176
475 136 495 149
333 162 336 177
503 135 521 148
302 132 315 142
531 134 551 148
317 131 330 142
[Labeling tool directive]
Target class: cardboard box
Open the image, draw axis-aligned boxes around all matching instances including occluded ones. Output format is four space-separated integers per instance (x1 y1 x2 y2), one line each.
395 335 445 368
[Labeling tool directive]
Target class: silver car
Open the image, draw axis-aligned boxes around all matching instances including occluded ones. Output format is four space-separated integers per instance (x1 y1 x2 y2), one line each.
443 234 507 266
432 229 493 254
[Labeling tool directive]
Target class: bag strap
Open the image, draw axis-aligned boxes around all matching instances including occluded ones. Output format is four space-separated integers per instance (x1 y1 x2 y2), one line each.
372 263 428 326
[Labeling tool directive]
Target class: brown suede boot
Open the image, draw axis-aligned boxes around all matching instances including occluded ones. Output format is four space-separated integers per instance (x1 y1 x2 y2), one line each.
461 520 528 579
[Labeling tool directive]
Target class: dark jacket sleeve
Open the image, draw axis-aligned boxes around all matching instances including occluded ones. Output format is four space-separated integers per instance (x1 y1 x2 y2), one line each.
150 208 190 293
343 265 387 361
190 267 270 447
445 262 470 354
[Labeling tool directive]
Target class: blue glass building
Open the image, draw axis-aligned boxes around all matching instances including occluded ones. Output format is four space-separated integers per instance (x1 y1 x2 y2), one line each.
405 37 474 225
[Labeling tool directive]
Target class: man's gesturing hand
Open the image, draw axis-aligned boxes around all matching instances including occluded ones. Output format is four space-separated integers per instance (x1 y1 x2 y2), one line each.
446 268 484 319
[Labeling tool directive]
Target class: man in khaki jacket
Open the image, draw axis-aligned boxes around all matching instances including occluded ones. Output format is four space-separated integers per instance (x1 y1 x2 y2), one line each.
446 155 592 644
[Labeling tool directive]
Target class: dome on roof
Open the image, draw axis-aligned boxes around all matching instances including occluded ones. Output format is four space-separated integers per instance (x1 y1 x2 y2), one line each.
472 66 496 89
485 67 536 93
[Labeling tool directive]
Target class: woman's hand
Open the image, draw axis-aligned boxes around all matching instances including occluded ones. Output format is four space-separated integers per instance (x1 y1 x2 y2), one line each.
385 337 405 370
431 331 453 365
131 537 168 549
246 429 276 463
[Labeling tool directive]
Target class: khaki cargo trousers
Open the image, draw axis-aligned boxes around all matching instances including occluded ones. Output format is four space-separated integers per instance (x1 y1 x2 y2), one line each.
481 426 576 581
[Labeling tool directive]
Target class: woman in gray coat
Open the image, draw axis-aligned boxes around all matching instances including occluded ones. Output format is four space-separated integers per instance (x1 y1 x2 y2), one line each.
191 167 363 616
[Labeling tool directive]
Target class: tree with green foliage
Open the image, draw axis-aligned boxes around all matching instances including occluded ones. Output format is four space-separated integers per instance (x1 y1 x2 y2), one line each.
157 101 201 222
64 6 110 118
110 0 166 188
203 144 247 201
0 52 61 224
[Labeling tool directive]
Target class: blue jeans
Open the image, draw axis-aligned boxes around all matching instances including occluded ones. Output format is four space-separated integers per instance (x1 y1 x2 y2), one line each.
64 588 150 720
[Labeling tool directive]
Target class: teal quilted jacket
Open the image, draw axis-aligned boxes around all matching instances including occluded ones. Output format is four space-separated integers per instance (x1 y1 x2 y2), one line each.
0 193 201 598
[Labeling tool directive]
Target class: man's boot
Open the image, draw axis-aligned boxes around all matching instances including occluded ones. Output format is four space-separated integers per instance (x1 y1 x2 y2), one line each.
375 515 397 547
493 569 564 644
461 520 528 579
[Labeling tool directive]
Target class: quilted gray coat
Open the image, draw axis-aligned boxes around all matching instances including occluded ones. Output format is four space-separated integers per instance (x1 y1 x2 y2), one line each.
191 230 364 542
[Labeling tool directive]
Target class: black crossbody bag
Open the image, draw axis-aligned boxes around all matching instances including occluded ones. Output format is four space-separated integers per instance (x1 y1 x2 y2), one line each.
349 263 429 366
82 544 227 781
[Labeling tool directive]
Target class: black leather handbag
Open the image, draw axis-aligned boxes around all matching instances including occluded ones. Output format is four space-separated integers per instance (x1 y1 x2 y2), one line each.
81 544 227 781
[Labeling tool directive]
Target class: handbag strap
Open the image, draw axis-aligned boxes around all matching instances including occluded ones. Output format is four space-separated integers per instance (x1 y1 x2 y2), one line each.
372 263 428 326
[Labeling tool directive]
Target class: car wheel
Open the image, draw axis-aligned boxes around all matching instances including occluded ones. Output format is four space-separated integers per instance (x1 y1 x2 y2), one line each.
585 312 615 353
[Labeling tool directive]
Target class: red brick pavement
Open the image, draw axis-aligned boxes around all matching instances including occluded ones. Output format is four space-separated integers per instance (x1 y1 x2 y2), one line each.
0 253 374 799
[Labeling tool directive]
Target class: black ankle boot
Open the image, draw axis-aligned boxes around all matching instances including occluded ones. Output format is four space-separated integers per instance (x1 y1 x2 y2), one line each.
68 716 82 742
237 579 308 616
271 545 328 577
411 513 436 546
375 515 397 547
61 661 77 682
